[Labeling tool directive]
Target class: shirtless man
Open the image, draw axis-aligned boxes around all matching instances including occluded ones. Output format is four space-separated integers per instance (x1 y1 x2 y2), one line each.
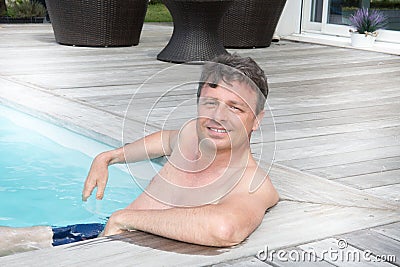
0 53 278 255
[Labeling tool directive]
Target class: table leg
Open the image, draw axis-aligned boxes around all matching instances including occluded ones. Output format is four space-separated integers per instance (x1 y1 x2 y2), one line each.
157 0 232 63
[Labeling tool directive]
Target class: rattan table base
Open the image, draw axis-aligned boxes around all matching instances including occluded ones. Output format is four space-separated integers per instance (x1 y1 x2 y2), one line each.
46 0 148 47
157 0 233 63
219 0 287 48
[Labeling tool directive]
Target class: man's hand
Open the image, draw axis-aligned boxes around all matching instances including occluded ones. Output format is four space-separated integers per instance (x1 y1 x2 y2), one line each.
82 153 111 201
81 131 174 202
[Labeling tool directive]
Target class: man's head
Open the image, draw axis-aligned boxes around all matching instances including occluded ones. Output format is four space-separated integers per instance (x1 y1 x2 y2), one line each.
197 53 268 115
196 54 268 152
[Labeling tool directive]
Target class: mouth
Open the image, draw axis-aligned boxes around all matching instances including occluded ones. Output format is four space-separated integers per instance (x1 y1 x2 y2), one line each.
207 127 230 134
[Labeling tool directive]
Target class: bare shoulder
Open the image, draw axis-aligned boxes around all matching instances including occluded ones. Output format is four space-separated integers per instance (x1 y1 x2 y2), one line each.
168 120 197 151
253 166 279 206
226 164 279 211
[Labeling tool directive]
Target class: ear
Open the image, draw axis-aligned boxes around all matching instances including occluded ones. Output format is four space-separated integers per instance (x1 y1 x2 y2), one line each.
252 110 265 131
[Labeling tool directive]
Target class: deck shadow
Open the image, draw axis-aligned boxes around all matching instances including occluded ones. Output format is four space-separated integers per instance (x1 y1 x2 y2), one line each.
108 230 228 256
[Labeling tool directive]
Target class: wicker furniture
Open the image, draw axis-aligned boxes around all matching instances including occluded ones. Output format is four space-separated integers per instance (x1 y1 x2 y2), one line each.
45 0 148 47
157 0 233 63
219 0 287 48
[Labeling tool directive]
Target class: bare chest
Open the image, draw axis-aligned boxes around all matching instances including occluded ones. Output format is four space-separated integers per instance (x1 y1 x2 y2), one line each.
157 161 220 187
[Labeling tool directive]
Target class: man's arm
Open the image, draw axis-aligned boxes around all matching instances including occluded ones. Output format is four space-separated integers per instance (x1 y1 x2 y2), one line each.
82 130 177 201
103 178 279 247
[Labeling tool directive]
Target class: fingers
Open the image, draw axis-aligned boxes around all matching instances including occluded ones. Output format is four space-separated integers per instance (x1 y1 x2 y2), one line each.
82 153 110 201
96 179 107 200
82 179 106 201
82 180 95 201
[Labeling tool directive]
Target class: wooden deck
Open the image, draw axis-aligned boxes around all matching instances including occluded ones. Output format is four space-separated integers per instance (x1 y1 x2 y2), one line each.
0 24 399 266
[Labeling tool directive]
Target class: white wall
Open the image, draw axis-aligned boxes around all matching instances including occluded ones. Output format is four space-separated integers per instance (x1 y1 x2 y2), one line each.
275 0 303 37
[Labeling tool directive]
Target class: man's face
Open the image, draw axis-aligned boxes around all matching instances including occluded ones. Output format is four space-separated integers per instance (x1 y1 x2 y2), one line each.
196 79 264 152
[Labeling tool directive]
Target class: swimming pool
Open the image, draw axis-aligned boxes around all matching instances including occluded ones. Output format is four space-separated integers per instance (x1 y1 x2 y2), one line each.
0 105 149 228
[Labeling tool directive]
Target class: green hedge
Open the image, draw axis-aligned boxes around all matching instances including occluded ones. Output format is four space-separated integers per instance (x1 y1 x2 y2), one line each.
5 0 46 18
145 3 172 22
342 0 400 9
371 1 400 9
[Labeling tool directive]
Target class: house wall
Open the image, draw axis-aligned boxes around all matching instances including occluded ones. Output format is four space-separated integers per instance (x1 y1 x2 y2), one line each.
275 0 303 37
274 0 400 44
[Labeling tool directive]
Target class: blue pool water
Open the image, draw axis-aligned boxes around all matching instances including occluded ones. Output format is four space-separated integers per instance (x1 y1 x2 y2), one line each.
0 105 147 227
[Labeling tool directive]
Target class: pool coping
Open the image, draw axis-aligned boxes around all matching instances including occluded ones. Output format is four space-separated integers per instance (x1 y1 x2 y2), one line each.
0 76 131 148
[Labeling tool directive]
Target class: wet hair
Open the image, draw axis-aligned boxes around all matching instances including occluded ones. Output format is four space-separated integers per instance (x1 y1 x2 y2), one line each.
197 53 268 114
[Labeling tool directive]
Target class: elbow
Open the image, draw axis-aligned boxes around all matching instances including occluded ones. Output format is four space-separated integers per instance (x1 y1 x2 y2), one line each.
272 190 280 206
267 188 280 209
210 216 245 247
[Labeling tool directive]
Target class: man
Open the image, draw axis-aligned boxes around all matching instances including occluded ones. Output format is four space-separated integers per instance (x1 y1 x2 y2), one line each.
0 53 278 254
83 53 279 245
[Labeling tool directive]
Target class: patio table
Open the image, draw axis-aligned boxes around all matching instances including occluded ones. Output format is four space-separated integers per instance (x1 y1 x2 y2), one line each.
46 0 148 47
157 0 233 63
219 0 287 48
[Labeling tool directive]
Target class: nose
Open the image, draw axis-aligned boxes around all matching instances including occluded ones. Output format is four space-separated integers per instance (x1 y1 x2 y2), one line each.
212 101 228 122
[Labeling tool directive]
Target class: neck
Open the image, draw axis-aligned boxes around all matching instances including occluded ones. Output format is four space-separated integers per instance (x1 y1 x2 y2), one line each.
197 145 251 170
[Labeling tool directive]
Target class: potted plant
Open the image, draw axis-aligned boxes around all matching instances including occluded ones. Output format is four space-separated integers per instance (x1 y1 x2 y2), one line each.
349 8 387 48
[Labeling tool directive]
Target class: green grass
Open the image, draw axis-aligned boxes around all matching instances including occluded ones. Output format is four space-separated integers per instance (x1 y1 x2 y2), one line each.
145 3 172 23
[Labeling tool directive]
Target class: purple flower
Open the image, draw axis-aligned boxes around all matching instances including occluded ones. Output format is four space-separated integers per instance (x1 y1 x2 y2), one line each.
349 8 387 34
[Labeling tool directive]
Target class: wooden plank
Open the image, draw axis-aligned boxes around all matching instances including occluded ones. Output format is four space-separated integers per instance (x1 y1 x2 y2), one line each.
371 222 400 242
363 184 400 202
202 257 273 266
269 94 400 120
340 230 400 265
272 126 400 150
308 156 400 180
55 84 195 100
270 79 400 112
241 47 395 71
269 70 400 93
269 117 400 142
271 100 400 124
272 111 400 133
269 164 399 209
278 145 400 170
298 238 395 267
335 169 400 190
265 65 400 85
274 136 399 163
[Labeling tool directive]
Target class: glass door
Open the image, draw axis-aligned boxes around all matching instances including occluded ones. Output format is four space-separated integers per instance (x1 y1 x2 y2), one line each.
302 0 400 43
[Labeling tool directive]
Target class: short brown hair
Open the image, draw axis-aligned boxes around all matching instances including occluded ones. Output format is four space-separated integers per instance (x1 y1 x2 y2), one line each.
197 53 268 114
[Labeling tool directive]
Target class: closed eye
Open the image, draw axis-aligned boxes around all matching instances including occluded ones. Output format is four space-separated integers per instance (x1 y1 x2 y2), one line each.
200 98 218 107
206 101 217 106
